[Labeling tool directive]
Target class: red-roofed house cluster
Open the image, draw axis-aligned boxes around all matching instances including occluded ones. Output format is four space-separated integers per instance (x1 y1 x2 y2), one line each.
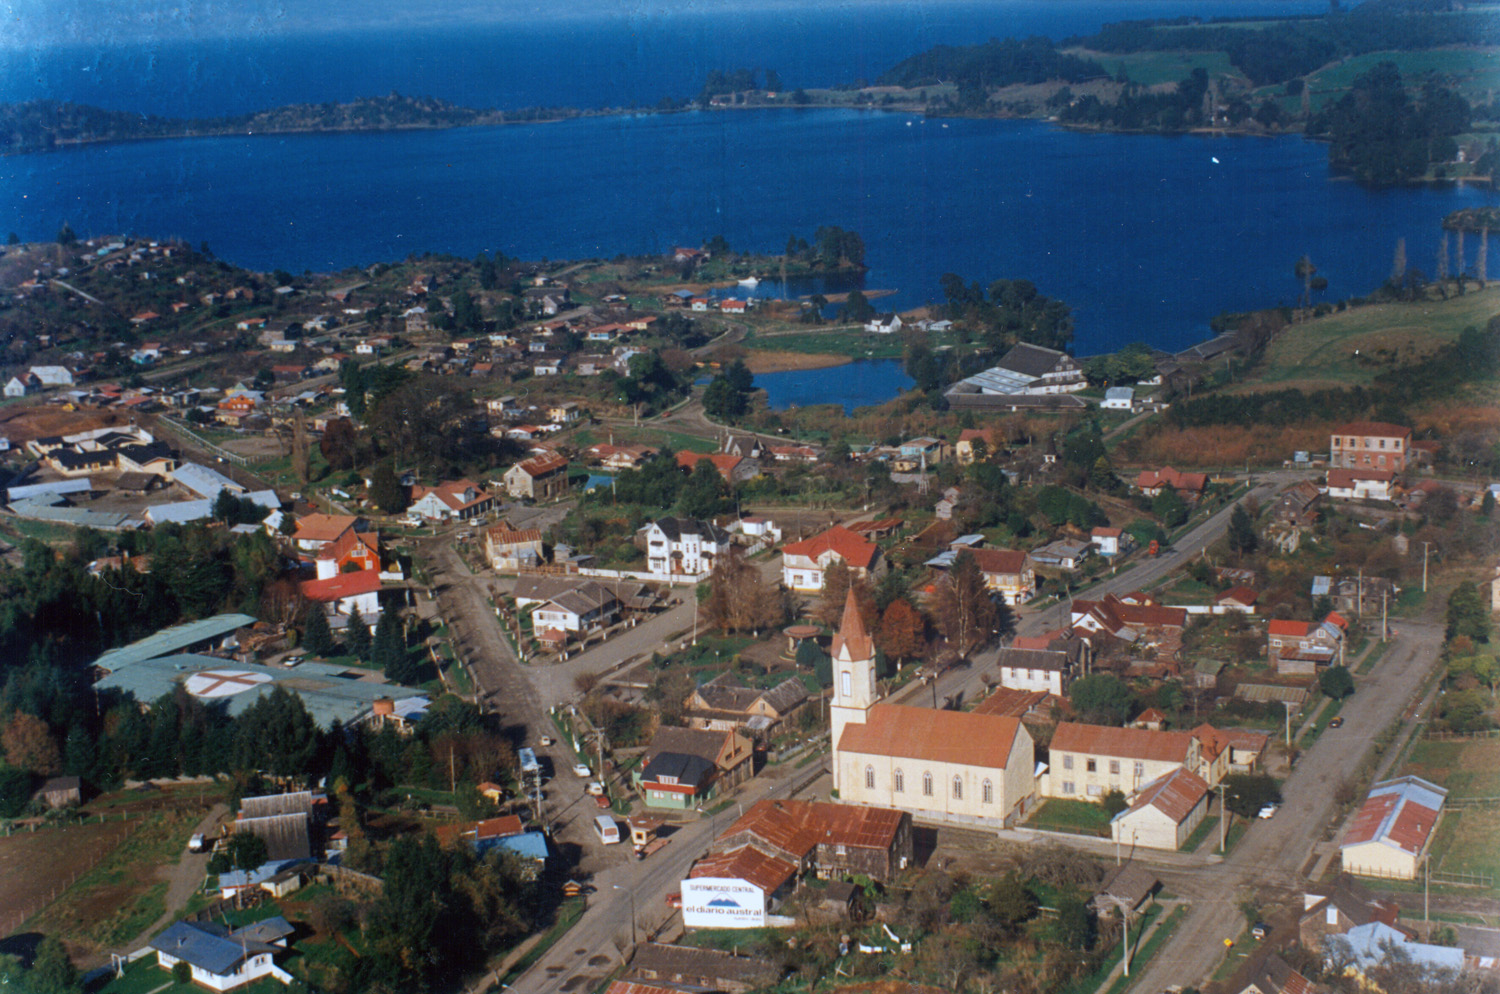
1267 613 1348 675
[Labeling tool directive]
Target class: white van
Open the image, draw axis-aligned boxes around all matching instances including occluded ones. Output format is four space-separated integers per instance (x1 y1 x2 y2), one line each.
593 815 621 845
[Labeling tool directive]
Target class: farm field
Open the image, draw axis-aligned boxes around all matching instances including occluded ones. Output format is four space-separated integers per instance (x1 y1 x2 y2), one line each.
0 817 138 939
1065 48 1240 87
1304 47 1500 103
1232 284 1500 393
1398 737 1500 889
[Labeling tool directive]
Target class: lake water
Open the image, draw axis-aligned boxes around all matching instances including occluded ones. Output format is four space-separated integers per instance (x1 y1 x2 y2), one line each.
755 359 915 414
4 109 1494 358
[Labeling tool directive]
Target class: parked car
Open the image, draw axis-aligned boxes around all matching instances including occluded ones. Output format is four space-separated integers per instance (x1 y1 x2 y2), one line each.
665 892 682 908
1257 804 1279 820
585 781 605 796
1251 922 1271 940
572 763 592 778
1329 716 1344 728
539 736 554 747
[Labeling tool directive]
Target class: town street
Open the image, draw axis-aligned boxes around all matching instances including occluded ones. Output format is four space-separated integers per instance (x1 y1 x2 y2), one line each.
1122 616 1446 992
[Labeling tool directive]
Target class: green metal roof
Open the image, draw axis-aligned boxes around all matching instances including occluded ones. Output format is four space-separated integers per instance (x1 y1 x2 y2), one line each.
94 653 425 729
94 614 257 673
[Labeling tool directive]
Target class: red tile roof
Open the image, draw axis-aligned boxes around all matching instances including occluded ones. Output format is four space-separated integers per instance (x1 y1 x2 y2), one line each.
1136 466 1207 492
972 687 1054 718
689 846 797 894
1214 586 1259 606
1123 766 1209 823
412 479 494 512
1334 421 1411 439
1268 619 1312 637
675 451 744 480
1050 722 1194 763
318 528 380 562
300 569 381 602
781 525 879 571
717 799 905 859
293 513 361 545
474 815 525 839
968 547 1030 576
837 704 1022 766
515 453 568 477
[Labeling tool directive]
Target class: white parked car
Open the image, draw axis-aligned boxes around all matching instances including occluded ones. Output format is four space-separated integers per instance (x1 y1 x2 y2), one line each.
572 763 592 779
1257 804 1279 820
585 781 605 796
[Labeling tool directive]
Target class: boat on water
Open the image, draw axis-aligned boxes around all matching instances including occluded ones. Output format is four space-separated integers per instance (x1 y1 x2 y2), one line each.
737 276 760 288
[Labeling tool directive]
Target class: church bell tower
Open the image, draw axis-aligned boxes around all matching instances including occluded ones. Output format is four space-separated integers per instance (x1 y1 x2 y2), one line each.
828 587 878 791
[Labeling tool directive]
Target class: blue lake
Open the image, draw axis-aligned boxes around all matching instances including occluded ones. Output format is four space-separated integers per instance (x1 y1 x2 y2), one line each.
4 109 1494 357
755 359 915 414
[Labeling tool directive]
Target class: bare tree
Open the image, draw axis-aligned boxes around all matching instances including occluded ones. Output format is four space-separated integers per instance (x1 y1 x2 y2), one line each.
291 408 311 486
704 553 784 635
1391 237 1407 284
932 550 1002 653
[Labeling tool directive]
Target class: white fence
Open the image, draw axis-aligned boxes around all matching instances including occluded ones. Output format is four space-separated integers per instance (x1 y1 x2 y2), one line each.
577 567 707 586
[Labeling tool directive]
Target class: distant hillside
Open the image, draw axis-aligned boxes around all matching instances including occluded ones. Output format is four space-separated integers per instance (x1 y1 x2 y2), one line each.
0 94 579 154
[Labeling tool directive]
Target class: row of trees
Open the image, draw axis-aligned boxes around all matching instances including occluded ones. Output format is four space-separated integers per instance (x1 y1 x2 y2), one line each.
1308 63 1471 184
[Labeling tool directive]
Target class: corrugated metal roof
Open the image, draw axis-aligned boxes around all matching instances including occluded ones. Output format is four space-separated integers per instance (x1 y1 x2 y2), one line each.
1115 766 1208 824
1051 722 1193 764
6 478 92 501
95 614 255 672
8 498 138 530
1343 776 1447 855
172 461 241 499
838 704 1021 767
94 652 423 728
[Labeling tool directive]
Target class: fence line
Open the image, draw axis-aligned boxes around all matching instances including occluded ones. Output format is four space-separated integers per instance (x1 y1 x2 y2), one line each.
1423 729 1500 741
154 416 248 467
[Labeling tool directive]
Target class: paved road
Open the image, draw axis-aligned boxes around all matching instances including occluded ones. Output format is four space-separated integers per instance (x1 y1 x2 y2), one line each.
506 760 831 994
931 472 1304 710
1123 617 1446 992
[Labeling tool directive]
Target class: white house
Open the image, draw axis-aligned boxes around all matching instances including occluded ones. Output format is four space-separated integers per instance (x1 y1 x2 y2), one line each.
300 570 382 622
533 582 621 634
1101 386 1134 411
1326 468 1394 502
995 644 1078 696
29 366 75 387
150 919 294 991
1090 526 1128 557
1340 776 1447 880
864 314 903 334
4 375 37 398
1109 766 1210 851
780 525 882 593
644 517 730 575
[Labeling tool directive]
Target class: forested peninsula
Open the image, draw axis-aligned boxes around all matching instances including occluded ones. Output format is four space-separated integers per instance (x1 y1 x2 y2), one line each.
0 93 589 155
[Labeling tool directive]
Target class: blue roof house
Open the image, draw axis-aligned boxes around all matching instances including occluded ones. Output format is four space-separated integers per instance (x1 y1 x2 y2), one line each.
150 919 295 990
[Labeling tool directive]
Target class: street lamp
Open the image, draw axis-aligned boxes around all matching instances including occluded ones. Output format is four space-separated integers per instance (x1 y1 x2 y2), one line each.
613 884 638 948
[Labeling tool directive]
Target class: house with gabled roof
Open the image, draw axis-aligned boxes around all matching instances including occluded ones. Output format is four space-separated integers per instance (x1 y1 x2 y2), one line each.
1298 876 1402 952
300 569 381 622
150 918 294 990
684 672 809 736
483 521 545 572
1134 466 1208 499
643 517 729 575
1325 467 1395 502
1330 421 1411 472
1237 954 1321 994
291 513 370 552
1109 765 1210 850
1267 613 1347 674
1340 776 1447 880
676 450 760 483
409 479 496 520
503 453 570 501
1046 722 1199 801
635 725 754 810
781 525 883 592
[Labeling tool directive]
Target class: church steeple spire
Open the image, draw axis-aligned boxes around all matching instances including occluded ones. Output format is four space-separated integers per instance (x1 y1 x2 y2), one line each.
831 587 873 662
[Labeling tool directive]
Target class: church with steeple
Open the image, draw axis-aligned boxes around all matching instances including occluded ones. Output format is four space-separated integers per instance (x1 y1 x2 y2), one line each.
828 589 1038 829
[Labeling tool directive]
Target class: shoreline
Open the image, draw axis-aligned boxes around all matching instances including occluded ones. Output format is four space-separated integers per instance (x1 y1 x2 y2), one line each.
741 351 853 374
7 97 1494 190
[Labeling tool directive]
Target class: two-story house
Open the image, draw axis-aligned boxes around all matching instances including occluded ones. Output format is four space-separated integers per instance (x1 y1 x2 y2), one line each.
968 547 1037 602
995 637 1087 696
1267 613 1348 674
408 479 496 521
483 522 545 572
1330 421 1411 472
1046 722 1198 801
684 673 809 736
503 453 570 501
644 517 730 576
780 525 882 593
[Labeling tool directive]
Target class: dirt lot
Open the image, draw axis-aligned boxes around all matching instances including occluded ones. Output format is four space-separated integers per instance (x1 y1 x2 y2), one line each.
0 817 138 936
0 406 132 445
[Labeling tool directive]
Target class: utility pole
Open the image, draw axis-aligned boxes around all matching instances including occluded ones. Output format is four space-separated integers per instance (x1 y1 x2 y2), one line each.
1217 784 1228 853
1422 541 1432 593
1382 588 1388 643
1282 701 1295 748
1357 568 1364 619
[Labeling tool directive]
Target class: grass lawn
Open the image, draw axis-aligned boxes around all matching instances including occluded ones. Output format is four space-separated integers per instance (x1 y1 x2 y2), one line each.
1305 48 1500 103
1101 905 1186 994
1428 807 1500 885
102 959 286 994
1181 814 1220 853
1235 285 1500 392
1069 48 1239 86
1403 739 1500 799
1357 639 1392 675
1027 799 1114 838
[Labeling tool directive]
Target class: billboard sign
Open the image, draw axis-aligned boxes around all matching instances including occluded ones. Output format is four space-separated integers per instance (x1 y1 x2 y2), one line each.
681 877 766 928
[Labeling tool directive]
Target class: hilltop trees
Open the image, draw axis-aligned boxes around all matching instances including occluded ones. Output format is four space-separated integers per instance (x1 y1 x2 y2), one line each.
1308 62 1471 184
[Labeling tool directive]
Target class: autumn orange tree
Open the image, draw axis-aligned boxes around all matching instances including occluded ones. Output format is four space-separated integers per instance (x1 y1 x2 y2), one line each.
876 598 926 664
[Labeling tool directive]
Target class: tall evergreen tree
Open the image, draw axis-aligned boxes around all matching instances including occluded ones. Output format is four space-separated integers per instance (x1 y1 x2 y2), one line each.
1227 504 1258 555
375 611 416 683
303 605 336 657
346 606 372 659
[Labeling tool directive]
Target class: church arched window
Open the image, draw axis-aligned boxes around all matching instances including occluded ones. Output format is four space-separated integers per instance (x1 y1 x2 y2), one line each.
952 776 963 801
894 769 904 793
840 671 851 697
865 765 875 789
922 771 933 797
982 779 994 804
